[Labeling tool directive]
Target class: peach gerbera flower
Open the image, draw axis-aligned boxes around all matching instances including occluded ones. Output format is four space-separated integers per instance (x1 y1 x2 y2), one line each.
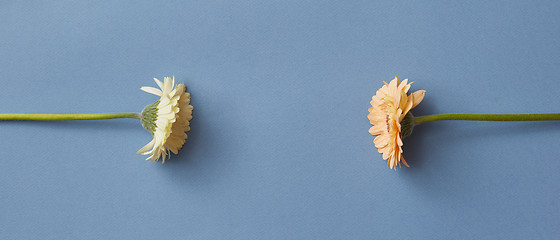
368 76 425 170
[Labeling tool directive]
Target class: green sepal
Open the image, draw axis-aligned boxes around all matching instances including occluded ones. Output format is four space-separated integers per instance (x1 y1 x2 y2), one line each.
400 112 415 139
140 100 159 135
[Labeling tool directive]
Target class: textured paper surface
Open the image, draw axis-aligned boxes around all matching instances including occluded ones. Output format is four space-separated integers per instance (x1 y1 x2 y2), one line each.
1 1 559 239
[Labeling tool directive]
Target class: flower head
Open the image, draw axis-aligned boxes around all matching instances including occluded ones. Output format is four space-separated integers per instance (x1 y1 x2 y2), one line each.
368 76 425 170
137 76 193 163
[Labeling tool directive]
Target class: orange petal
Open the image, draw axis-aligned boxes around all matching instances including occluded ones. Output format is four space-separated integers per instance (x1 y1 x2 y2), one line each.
411 90 426 109
401 155 410 167
369 126 382 135
399 78 408 92
402 80 411 93
402 93 414 116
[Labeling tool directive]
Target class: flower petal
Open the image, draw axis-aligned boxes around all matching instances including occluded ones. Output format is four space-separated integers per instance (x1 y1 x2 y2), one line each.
411 90 426 109
137 139 155 155
402 93 414 116
140 86 163 96
153 78 164 90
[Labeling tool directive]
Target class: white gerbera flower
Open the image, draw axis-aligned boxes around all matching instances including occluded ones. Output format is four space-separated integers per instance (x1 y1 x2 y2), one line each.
136 76 193 163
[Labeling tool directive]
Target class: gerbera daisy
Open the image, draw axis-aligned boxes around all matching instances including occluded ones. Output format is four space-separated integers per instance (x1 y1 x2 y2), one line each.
368 76 425 170
136 76 193 163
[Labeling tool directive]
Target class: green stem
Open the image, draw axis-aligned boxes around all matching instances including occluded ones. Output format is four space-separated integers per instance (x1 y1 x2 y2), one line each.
0 112 141 121
414 113 560 125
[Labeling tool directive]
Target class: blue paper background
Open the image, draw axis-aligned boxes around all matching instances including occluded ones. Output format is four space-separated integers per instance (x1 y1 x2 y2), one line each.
1 1 559 239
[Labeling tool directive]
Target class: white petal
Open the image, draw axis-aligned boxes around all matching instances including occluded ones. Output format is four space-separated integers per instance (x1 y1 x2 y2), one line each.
137 139 155 154
163 80 172 95
140 86 162 96
153 78 164 90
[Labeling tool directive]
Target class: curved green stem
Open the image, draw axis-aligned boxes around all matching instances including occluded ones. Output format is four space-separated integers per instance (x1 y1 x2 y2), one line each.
0 112 141 121
414 113 560 125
